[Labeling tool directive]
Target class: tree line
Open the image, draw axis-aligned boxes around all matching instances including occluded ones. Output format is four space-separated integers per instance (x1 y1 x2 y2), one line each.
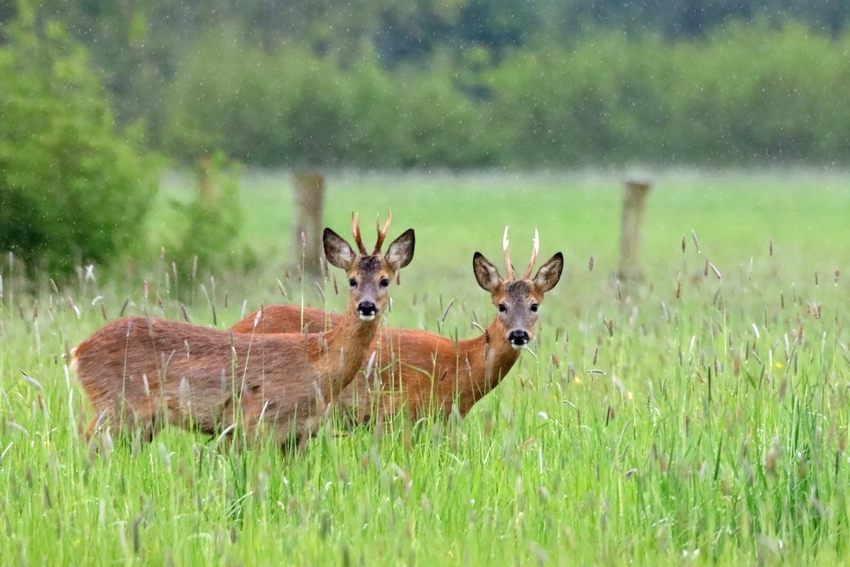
2 0 849 168
2 0 850 277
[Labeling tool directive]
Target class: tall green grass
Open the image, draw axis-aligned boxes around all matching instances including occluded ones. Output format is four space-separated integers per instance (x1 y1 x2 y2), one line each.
2 169 850 565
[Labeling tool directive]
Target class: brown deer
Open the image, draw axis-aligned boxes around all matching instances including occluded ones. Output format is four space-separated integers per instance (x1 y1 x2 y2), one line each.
230 228 562 422
71 212 415 448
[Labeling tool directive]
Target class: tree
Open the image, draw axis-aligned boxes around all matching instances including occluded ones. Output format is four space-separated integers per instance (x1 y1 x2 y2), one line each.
0 6 158 279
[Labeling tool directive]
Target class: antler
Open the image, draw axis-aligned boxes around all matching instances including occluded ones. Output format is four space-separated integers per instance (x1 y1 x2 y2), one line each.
351 212 368 255
522 229 540 279
373 208 392 254
503 226 514 280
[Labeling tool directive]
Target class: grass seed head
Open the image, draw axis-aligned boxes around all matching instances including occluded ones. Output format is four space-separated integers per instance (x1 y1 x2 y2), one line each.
690 230 700 253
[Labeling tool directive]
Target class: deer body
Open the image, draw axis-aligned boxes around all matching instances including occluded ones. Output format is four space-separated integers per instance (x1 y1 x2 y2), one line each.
230 229 563 423
72 213 415 447
232 305 524 419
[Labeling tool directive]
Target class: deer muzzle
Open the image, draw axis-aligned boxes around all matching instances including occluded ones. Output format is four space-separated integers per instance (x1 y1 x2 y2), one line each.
508 329 530 349
357 301 378 321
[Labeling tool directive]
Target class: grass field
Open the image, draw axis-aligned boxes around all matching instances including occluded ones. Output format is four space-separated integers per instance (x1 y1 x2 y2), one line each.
3 169 850 565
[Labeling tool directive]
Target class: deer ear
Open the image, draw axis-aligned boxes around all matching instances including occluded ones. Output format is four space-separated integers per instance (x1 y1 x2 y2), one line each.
532 252 563 293
323 228 356 269
385 228 415 269
473 252 503 292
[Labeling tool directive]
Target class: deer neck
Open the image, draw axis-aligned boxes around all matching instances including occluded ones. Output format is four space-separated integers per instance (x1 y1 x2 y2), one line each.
452 318 523 403
482 318 523 387
319 300 380 394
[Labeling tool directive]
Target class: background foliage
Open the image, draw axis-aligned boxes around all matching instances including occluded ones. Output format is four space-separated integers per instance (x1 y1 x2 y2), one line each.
3 0 849 170
0 8 157 278
168 152 256 280
2 0 850 278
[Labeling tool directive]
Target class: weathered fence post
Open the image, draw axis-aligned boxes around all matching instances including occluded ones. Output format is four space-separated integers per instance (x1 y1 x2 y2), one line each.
292 172 326 282
617 179 652 283
197 154 214 200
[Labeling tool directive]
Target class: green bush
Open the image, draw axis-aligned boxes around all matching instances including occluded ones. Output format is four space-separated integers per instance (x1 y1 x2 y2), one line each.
165 32 497 168
670 22 849 162
164 21 850 168
485 23 850 166
331 48 498 167
165 30 353 167
169 152 256 280
0 10 158 279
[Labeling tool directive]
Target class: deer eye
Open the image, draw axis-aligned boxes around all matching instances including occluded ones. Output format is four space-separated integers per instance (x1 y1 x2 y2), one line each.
530 303 539 313
380 277 390 288
498 303 507 313
349 278 357 288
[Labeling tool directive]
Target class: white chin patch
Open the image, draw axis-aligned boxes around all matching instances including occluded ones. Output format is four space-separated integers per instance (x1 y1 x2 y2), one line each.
511 343 527 350
359 313 376 322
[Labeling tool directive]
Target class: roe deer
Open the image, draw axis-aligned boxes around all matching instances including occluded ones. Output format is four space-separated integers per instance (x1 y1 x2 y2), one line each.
230 228 562 422
71 212 415 448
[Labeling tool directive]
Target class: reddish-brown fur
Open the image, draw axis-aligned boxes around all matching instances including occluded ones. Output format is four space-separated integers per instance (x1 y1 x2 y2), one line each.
71 215 415 447
230 230 563 423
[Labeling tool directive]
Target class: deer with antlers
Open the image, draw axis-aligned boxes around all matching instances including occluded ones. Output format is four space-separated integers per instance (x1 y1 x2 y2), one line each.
71 212 414 448
230 228 562 422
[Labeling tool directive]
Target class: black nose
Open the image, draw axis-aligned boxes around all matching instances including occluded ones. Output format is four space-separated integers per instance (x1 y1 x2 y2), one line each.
358 301 377 317
508 330 530 346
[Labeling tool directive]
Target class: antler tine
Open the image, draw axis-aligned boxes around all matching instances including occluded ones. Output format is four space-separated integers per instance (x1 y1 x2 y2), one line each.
373 207 392 253
503 226 514 280
523 229 540 279
351 212 368 255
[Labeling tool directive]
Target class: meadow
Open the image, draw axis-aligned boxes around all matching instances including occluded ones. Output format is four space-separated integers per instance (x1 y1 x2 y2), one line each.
2 169 850 565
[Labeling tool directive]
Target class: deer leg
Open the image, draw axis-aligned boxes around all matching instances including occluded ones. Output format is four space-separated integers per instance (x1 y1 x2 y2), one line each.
296 431 312 452
84 410 109 441
87 397 155 442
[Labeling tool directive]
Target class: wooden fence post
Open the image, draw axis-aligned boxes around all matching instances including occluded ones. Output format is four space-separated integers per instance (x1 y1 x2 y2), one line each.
292 172 325 282
617 179 652 283
197 154 214 200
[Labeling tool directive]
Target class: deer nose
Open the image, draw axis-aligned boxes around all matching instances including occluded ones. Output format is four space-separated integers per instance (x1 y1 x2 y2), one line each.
357 301 378 321
508 330 530 349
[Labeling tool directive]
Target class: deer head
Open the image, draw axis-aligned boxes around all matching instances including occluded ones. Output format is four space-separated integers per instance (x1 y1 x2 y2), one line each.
323 209 415 322
473 228 563 349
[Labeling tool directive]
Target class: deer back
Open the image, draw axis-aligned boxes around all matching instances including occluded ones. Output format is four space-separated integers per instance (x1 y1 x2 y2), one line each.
72 316 324 440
